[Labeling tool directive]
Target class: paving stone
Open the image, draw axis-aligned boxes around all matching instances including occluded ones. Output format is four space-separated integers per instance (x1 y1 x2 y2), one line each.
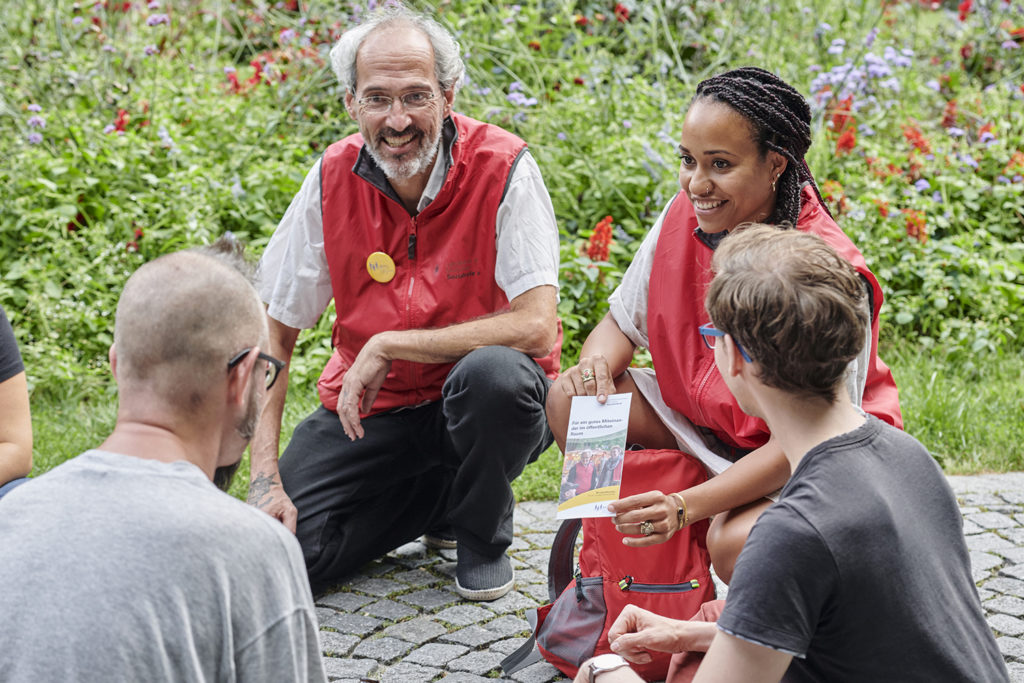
1000 548 1024 565
320 612 383 636
1001 491 1024 506
969 532 1017 553
392 554 438 569
509 537 532 552
984 577 1024 599
363 559 401 576
363 598 418 621
390 540 430 560
322 657 378 681
1000 636 1024 659
486 590 538 614
439 548 459 561
440 624 503 647
435 561 458 579
962 518 986 535
972 551 1005 572
969 512 1019 530
1008 662 1024 683
978 588 996 603
516 549 553 568
989 613 1024 636
352 635 415 662
383 616 449 643
435 604 496 627
316 606 337 625
987 596 1024 618
398 587 458 610
393 568 441 587
522 532 557 548
378 661 443 682
516 568 548 585
319 631 359 657
521 582 551 604
961 493 1007 507
1002 564 1024 582
440 673 496 682
447 649 505 674
484 614 532 637
349 577 407 597
489 636 530 655
404 642 470 666
511 659 570 682
317 591 375 613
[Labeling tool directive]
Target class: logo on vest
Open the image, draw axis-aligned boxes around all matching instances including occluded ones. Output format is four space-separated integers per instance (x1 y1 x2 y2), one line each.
445 257 481 281
366 251 396 283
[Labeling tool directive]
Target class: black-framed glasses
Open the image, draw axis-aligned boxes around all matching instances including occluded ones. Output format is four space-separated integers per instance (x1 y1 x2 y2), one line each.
228 348 286 390
698 323 752 363
356 90 438 114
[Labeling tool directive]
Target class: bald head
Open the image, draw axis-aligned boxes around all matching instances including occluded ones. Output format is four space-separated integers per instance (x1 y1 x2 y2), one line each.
113 248 266 413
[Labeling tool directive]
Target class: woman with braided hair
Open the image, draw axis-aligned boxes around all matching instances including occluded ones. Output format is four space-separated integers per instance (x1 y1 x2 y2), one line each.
546 67 903 584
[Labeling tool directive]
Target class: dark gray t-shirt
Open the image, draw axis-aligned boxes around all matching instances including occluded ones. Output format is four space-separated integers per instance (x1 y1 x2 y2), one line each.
718 416 1008 683
0 304 24 383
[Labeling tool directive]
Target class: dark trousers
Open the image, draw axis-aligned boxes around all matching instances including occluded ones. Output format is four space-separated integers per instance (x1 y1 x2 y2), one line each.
279 346 553 592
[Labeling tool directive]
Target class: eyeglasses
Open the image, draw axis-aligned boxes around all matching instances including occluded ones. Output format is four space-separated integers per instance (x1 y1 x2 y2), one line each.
698 323 752 363
356 90 439 114
228 348 286 390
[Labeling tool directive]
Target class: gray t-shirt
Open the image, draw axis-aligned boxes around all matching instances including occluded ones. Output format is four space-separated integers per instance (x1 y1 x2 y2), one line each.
0 450 327 683
718 417 1008 682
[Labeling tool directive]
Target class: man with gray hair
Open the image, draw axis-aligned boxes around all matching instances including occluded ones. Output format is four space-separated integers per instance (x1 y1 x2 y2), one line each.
251 3 560 601
0 242 327 682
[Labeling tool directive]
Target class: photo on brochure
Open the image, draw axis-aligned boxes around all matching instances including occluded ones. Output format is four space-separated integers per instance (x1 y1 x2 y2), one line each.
557 393 632 519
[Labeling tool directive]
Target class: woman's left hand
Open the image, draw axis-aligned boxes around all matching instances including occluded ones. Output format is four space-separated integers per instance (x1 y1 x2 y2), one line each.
607 490 680 547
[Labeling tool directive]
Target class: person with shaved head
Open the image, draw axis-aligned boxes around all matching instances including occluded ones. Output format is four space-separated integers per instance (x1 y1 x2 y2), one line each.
0 239 327 682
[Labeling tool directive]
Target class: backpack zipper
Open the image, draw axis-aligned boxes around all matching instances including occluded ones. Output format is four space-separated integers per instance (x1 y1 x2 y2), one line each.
617 575 701 593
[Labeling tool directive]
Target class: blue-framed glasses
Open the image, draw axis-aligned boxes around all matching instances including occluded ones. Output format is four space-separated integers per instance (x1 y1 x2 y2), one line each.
698 323 752 363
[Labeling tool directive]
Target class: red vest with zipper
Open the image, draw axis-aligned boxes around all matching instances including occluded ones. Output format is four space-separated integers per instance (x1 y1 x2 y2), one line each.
647 186 903 451
317 113 560 416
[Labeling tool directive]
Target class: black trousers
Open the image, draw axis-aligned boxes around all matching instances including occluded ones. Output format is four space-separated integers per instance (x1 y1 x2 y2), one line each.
278 346 553 592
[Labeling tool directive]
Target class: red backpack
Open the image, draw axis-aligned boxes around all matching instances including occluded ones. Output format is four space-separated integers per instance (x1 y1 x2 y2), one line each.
502 449 716 681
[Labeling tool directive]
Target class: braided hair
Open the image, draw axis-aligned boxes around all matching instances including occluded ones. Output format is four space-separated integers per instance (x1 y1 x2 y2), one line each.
693 67 830 227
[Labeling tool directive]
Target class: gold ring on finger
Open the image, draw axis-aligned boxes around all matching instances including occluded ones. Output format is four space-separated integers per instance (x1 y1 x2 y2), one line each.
640 520 655 536
581 369 595 382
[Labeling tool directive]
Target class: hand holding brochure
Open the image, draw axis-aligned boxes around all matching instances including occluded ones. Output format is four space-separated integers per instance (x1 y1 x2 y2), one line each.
556 393 632 519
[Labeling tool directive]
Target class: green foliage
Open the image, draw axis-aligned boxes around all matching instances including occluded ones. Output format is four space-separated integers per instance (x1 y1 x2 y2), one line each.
2 0 1023 484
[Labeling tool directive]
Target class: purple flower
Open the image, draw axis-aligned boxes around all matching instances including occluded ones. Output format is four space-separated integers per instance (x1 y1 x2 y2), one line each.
827 38 846 55
224 65 236 74
914 178 931 192
103 124 116 134
27 103 41 112
557 132 567 141
1002 40 1020 50
506 91 537 107
27 115 45 128
279 28 296 44
947 126 966 137
860 124 875 136
473 86 491 96
27 132 42 144
931 191 943 203
144 44 158 56
1014 175 1023 183
925 79 941 92
980 130 996 143
622 120 632 129
72 16 84 26
997 175 1010 184
864 27 878 48
509 81 523 92
102 44 116 52
146 14 169 26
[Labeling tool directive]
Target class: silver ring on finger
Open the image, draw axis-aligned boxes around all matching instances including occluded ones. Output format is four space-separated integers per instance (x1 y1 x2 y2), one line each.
581 368 595 382
640 520 655 536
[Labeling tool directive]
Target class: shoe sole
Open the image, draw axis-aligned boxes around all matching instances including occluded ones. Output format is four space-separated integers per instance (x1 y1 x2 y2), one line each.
455 576 515 602
422 534 458 550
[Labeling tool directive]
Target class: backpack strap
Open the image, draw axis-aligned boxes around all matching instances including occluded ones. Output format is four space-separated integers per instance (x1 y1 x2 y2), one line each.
499 608 543 673
548 518 582 601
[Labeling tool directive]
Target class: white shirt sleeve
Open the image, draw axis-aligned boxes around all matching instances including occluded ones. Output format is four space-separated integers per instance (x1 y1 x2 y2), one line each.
256 158 334 330
607 203 671 349
493 150 560 302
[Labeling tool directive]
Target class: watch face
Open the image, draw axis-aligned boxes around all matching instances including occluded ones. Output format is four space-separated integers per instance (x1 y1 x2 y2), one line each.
592 653 627 670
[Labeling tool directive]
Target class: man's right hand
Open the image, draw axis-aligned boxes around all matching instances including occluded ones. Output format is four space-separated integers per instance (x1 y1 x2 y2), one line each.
247 471 298 533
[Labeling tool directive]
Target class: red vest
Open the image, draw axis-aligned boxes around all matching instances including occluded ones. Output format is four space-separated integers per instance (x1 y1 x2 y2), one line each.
317 114 561 415
647 186 903 451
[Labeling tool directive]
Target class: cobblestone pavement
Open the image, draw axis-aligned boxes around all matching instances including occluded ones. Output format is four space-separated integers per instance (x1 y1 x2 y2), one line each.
313 474 1024 682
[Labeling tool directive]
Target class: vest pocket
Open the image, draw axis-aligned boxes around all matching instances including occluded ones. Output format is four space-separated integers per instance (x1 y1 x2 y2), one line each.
535 576 605 667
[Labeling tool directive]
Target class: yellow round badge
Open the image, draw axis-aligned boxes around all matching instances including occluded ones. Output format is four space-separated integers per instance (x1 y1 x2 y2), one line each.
366 251 396 283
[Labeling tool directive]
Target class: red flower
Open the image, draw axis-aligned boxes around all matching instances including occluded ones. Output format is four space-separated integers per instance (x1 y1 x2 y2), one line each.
958 0 972 21
528 40 541 51
133 227 144 240
126 241 139 253
614 3 630 22
247 60 264 87
574 14 589 26
835 126 857 155
873 199 890 218
1020 84 1024 96
574 76 585 85
114 108 129 132
941 99 957 128
821 180 849 214
902 124 931 155
226 71 241 93
586 216 614 262
901 209 927 244
960 44 973 61
830 95 854 134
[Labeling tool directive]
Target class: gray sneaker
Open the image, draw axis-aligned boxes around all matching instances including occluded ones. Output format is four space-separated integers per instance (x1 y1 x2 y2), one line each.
455 547 514 601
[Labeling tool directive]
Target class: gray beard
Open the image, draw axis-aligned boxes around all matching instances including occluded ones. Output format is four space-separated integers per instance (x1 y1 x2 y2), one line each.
367 128 441 181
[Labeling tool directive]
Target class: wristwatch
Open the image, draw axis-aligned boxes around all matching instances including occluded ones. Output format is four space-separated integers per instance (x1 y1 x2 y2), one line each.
588 653 630 682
